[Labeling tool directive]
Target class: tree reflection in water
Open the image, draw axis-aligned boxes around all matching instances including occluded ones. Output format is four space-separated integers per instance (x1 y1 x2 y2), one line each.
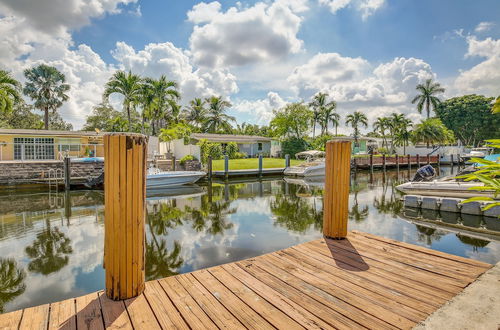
0 258 26 313
373 175 404 217
456 234 490 251
270 183 323 233
349 180 369 223
415 225 445 245
25 219 73 275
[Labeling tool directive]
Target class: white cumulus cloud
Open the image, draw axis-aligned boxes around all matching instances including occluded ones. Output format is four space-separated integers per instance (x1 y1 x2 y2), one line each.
233 91 287 124
318 0 385 19
474 21 495 33
188 1 305 68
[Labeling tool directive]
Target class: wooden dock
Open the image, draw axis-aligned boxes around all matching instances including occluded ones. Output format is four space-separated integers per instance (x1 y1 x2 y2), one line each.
0 231 491 330
212 167 285 178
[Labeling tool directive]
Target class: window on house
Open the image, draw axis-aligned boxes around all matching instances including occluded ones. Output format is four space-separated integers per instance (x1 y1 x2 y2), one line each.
14 137 55 160
258 143 263 151
58 138 81 152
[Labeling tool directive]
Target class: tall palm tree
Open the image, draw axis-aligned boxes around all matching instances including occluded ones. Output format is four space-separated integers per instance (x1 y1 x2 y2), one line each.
393 116 413 154
202 96 235 133
104 70 142 128
0 70 22 115
345 111 368 146
183 98 207 128
373 117 390 148
141 75 179 134
23 64 70 130
411 78 445 119
309 92 337 137
411 118 453 148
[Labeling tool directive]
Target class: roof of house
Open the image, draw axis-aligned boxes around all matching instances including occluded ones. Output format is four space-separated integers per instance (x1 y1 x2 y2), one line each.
190 133 272 143
0 128 101 137
329 136 381 143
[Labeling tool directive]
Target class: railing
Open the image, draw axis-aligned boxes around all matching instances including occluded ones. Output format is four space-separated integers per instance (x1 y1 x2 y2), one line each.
0 143 104 161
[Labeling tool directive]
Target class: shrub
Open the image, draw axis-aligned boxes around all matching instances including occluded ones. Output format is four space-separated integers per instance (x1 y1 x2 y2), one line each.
232 152 247 159
179 155 198 166
226 142 239 158
377 147 389 155
308 134 335 151
198 139 223 163
282 137 310 159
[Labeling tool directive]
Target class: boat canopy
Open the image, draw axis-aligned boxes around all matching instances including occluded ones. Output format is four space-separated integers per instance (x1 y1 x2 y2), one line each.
295 150 325 159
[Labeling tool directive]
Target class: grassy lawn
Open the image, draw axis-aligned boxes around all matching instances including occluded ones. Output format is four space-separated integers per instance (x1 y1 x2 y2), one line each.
212 158 304 171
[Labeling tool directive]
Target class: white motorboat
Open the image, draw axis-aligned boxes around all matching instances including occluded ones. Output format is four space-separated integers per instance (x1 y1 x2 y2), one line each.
284 150 326 177
460 147 494 163
147 168 205 188
396 181 496 199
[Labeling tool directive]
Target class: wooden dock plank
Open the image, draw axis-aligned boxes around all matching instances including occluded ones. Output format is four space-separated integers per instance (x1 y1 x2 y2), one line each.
142 280 189 329
48 298 76 329
158 276 218 330
192 269 277 330
0 310 23 329
98 292 133 329
18 304 49 330
75 292 104 330
1 233 492 330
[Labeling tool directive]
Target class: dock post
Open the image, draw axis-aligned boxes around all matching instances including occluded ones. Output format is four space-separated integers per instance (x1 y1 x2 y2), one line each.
407 154 411 177
450 154 454 166
172 156 176 171
258 154 263 178
104 133 147 300
323 140 351 239
427 154 430 165
63 157 71 191
437 155 441 174
457 154 461 167
382 154 386 171
207 156 212 181
224 155 229 180
285 154 290 168
396 154 399 172
369 154 373 173
416 154 420 168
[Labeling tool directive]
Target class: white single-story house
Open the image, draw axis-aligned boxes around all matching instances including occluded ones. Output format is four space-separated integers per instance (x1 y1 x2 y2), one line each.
159 133 281 160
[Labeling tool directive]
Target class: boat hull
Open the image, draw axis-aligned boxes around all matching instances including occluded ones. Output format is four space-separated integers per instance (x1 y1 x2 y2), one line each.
284 163 325 177
146 171 205 188
396 181 496 199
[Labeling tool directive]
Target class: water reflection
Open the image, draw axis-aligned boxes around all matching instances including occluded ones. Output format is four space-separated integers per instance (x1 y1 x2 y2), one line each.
0 167 499 313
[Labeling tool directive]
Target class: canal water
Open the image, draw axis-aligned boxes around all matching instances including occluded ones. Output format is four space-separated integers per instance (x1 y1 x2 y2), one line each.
0 167 499 313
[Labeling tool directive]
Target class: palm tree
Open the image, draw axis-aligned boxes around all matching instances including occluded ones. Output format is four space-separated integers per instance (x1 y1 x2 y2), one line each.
23 64 70 130
373 117 390 149
411 118 454 148
411 78 445 119
345 111 368 146
183 98 207 128
0 70 22 115
104 70 142 128
393 117 413 154
202 96 235 133
141 76 179 134
309 92 337 137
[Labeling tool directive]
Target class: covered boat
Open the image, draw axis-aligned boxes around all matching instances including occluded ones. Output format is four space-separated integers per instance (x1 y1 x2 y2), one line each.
284 150 325 177
146 168 205 188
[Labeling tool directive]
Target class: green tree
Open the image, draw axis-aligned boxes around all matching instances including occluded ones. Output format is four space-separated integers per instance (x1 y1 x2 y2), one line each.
104 70 142 128
141 76 179 135
392 115 413 154
373 117 391 149
411 118 454 147
492 96 500 114
309 92 339 137
270 102 313 139
0 258 26 313
345 111 368 146
23 64 70 130
0 70 22 115
434 95 500 146
159 123 192 153
82 102 121 131
0 104 44 129
48 112 73 131
411 78 445 119
183 98 207 129
202 96 235 133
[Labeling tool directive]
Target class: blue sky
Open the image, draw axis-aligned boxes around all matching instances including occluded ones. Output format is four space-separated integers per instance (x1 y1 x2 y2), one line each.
0 0 499 130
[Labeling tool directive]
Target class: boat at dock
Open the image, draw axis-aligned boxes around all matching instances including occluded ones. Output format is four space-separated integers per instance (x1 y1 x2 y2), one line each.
396 181 495 199
284 150 325 177
146 168 205 188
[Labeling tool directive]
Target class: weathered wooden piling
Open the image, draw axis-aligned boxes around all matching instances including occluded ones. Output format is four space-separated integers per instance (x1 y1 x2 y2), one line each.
426 155 430 165
416 154 420 167
258 155 263 178
172 156 176 171
382 154 386 171
207 156 212 180
323 140 351 239
224 155 229 180
64 157 71 191
395 154 399 172
104 133 147 300
285 154 290 168
369 154 374 173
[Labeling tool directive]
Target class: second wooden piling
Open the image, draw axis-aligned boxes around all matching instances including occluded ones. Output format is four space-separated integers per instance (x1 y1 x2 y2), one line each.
323 140 351 239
